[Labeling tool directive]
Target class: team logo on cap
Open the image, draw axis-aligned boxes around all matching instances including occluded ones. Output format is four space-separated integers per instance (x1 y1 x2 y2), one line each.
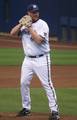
33 5 37 8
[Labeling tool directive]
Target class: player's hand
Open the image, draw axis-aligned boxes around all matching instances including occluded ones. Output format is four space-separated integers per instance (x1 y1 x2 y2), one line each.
19 15 32 28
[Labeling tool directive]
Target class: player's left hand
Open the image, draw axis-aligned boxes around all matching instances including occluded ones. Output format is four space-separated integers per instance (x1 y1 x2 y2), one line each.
19 15 32 28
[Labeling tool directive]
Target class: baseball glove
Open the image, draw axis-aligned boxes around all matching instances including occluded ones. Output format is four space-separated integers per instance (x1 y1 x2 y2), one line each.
19 15 32 28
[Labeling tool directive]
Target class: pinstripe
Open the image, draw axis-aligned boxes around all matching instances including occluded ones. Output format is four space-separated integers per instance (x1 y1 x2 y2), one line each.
46 55 58 111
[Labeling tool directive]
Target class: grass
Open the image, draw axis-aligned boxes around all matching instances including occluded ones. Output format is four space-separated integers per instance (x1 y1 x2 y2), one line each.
57 88 77 115
51 49 77 65
0 48 77 65
0 48 24 65
0 88 77 115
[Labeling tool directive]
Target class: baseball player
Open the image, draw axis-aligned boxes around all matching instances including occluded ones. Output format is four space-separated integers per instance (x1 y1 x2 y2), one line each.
10 4 60 120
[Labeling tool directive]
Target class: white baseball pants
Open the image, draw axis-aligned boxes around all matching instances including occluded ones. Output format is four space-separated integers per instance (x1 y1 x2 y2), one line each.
20 54 58 112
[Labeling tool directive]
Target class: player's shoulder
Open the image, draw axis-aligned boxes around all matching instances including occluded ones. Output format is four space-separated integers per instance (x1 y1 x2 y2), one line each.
38 19 48 25
38 19 49 28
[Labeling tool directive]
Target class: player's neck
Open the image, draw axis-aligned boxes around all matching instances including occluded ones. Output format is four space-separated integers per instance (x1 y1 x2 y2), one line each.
32 18 39 23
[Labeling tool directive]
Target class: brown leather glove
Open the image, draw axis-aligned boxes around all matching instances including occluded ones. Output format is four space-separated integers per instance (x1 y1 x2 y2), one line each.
19 15 32 28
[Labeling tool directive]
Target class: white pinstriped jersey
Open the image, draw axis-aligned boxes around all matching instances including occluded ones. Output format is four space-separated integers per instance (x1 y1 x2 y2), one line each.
20 19 50 56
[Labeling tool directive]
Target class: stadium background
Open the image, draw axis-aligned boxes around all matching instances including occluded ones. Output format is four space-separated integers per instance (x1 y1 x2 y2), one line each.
0 0 77 120
0 0 77 42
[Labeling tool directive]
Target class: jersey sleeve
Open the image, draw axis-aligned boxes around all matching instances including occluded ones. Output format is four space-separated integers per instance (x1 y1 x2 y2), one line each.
37 22 49 40
20 26 29 35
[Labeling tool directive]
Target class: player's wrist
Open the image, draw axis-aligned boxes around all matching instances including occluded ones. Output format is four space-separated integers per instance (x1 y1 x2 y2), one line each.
18 23 22 28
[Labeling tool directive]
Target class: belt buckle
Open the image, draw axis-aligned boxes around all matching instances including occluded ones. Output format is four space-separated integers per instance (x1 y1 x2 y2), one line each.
36 55 39 58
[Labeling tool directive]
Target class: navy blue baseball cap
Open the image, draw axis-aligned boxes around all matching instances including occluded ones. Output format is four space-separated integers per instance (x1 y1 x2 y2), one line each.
27 4 39 12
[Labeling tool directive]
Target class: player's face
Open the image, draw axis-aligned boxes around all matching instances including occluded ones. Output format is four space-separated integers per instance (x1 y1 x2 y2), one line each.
28 11 39 22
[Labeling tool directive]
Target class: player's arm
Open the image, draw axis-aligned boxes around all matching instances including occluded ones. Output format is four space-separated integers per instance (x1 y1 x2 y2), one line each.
10 24 21 36
28 27 44 44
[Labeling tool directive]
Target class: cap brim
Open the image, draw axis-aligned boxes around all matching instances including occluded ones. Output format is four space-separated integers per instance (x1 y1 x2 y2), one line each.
28 8 39 12
32 9 39 12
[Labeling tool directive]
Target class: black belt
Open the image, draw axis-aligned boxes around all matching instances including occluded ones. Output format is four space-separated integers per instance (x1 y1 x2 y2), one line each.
27 54 44 58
